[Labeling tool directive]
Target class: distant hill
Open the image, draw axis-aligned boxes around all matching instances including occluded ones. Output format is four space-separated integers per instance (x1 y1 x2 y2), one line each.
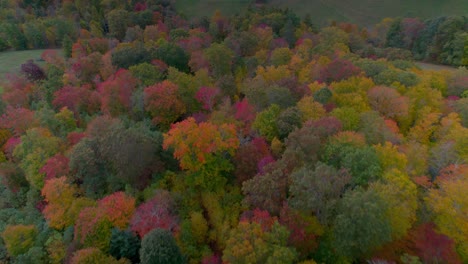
174 0 468 26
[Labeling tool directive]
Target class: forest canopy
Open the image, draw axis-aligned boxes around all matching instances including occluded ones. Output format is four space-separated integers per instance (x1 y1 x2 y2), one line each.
0 0 467 263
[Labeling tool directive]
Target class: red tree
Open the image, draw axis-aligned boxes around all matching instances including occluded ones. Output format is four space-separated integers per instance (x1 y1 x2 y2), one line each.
130 191 178 238
39 154 70 180
98 69 139 116
0 107 37 136
410 223 462 264
144 80 186 128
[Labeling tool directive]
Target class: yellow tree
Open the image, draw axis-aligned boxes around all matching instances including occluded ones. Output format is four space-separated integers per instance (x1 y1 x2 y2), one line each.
426 167 468 260
41 177 95 230
371 169 418 239
163 117 239 172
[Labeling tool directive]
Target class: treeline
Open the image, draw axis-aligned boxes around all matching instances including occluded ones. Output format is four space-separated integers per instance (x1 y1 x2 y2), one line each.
0 1 467 264
0 0 467 66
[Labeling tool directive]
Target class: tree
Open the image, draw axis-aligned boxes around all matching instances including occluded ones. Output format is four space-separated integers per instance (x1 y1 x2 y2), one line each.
20 60 45 82
319 58 361 83
109 229 141 263
332 188 392 260
74 206 113 252
39 154 70 181
252 104 281 141
144 80 186 128
0 107 37 136
223 220 297 264
163 117 239 172
71 248 123 264
370 169 418 239
106 9 129 40
139 229 185 264
98 192 135 229
242 161 288 215
41 177 95 230
130 191 178 238
426 166 468 260
129 62 165 86
151 41 189 72
410 223 462 264
98 69 139 116
13 128 62 189
204 43 234 78
289 163 351 225
52 84 100 116
2 225 37 257
367 86 409 120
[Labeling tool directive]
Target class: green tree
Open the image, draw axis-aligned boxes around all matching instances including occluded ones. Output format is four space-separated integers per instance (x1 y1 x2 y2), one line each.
140 229 185 264
332 188 392 260
106 9 129 40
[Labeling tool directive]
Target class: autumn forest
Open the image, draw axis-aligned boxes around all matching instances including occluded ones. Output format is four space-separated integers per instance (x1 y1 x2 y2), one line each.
0 0 467 263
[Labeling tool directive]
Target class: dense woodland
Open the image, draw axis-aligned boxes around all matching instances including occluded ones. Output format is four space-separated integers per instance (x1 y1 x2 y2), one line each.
0 0 467 263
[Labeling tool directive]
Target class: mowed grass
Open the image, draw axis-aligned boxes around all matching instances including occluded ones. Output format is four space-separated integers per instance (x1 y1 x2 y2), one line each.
174 0 251 18
415 62 458 73
174 0 468 26
0 49 54 78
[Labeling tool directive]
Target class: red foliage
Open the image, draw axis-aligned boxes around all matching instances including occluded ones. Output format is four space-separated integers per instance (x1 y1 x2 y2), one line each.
130 191 178 238
234 98 256 133
40 154 70 180
1 74 33 108
318 58 361 83
134 2 147 12
195 86 220 111
436 164 468 184
234 137 272 183
0 107 37 136
410 223 462 264
53 84 100 115
279 204 318 256
308 116 343 139
201 254 222 264
98 192 136 229
98 69 138 116
67 132 87 146
144 80 185 127
240 208 277 231
3 137 21 160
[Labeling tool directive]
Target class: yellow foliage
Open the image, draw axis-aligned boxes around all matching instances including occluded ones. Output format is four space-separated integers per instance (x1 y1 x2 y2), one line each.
255 65 291 83
333 92 371 113
330 76 375 95
190 212 209 244
297 96 326 122
374 142 408 172
427 170 468 260
372 169 418 239
407 108 441 145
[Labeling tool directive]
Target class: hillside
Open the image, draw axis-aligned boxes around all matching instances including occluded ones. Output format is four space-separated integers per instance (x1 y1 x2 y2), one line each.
175 0 468 25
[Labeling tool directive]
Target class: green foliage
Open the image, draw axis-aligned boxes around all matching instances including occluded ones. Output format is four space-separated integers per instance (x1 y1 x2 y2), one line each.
129 63 164 86
332 188 392 259
151 40 190 72
140 229 185 264
112 42 151 69
223 221 298 264
2 225 38 257
106 9 129 40
252 104 281 141
109 229 141 263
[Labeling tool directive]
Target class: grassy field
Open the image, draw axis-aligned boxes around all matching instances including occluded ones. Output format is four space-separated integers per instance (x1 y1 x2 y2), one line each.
0 49 51 78
415 62 458 72
174 0 468 26
174 0 251 18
